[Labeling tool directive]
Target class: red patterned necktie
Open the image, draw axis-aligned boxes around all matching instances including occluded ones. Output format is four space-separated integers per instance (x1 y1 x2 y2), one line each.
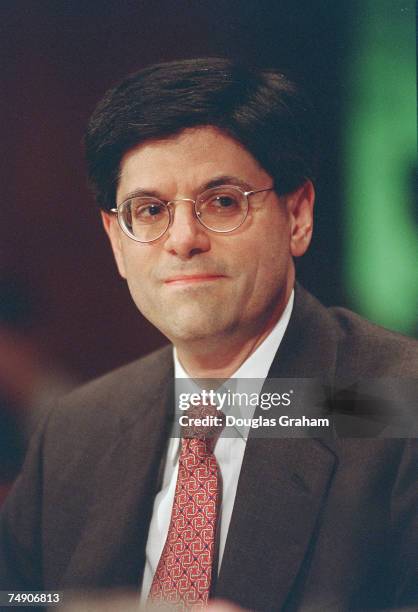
149 407 224 609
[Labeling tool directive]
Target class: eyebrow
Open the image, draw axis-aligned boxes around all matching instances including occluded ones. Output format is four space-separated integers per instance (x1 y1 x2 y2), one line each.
200 175 253 192
120 175 254 202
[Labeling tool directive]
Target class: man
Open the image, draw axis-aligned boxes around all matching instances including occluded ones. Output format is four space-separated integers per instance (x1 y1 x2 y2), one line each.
0 58 417 611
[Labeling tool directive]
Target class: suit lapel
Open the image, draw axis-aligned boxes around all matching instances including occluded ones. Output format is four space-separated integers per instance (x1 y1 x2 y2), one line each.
215 438 336 610
216 285 339 609
61 347 174 589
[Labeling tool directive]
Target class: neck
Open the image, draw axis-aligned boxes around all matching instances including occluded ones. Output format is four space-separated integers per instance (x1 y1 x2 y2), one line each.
175 287 293 379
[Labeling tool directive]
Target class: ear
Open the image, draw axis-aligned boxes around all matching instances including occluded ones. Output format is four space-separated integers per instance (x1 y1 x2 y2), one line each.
101 211 127 279
286 180 315 258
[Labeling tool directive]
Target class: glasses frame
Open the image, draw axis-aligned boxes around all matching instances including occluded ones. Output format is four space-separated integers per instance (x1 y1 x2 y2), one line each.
110 184 275 243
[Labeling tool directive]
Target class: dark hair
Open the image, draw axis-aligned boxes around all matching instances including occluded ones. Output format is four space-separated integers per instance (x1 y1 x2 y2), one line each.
85 57 318 210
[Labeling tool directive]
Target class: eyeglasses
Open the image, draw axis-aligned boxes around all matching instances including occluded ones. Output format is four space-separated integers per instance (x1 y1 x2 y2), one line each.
110 184 275 243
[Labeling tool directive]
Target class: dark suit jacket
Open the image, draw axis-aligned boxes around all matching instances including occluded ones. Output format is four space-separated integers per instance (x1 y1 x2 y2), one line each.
1 286 417 611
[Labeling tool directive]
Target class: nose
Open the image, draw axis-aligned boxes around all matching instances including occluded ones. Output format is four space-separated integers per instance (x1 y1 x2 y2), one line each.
163 199 211 259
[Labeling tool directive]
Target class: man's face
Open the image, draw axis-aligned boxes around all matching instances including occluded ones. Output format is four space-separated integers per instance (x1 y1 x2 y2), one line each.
102 127 313 346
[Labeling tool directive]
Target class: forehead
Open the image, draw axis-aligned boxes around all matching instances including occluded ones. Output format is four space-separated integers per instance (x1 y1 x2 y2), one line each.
116 126 272 201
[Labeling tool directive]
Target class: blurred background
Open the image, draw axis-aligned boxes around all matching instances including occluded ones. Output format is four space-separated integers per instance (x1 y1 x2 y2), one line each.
0 0 416 493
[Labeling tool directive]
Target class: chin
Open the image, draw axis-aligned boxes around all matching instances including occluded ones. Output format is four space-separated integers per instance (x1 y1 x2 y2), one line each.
137 299 238 342
166 324 228 344
162 315 236 344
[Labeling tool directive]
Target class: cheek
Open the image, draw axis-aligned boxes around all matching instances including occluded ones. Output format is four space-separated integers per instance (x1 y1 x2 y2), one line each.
234 244 285 315
249 246 292 319
255 248 287 293
124 270 161 326
247 225 291 284
120 239 150 274
119 246 156 302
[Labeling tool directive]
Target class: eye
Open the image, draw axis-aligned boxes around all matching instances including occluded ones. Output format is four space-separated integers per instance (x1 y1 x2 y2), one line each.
200 189 242 215
214 195 237 208
131 199 166 223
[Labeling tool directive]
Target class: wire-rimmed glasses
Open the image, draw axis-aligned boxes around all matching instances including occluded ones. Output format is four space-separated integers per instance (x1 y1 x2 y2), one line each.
110 184 275 243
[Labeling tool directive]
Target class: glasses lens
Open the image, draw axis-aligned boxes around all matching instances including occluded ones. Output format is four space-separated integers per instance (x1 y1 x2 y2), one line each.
121 198 169 242
197 186 247 232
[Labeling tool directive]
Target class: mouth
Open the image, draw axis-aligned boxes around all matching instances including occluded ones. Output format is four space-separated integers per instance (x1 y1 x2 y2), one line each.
164 274 226 286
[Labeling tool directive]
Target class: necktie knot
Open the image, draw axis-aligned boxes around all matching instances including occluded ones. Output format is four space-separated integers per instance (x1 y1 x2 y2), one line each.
181 402 226 451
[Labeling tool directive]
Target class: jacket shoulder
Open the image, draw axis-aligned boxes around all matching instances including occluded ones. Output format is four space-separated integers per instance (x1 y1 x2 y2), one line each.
42 344 173 446
328 306 418 377
60 344 172 410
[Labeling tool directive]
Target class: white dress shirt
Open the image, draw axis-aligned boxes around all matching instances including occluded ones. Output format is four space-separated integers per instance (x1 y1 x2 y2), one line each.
140 290 294 601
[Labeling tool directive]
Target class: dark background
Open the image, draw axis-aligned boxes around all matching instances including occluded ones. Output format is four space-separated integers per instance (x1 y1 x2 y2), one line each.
0 1 413 382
